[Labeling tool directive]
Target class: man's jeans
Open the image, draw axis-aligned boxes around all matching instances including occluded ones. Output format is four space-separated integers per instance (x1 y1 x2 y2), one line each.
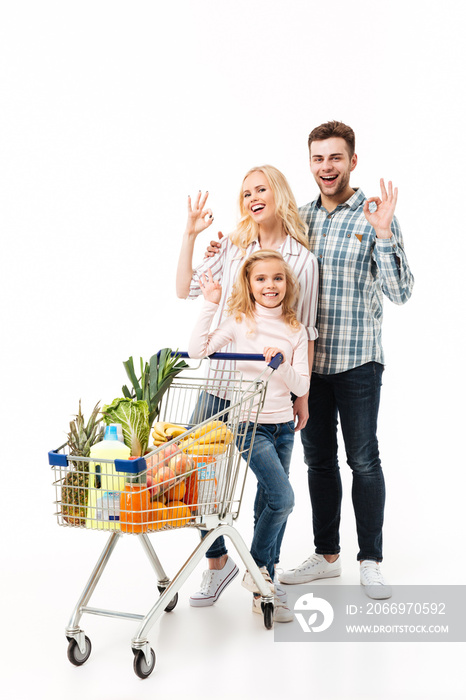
300 362 385 562
242 421 295 577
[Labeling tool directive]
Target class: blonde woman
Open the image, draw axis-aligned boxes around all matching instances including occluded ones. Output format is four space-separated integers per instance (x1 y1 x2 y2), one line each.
189 251 310 622
176 165 319 607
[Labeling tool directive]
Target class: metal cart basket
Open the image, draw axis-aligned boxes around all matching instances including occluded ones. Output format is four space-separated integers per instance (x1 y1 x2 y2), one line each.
49 351 283 679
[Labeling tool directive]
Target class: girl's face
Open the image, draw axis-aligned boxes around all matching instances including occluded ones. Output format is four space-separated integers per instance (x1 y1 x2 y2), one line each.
249 259 286 308
242 172 278 227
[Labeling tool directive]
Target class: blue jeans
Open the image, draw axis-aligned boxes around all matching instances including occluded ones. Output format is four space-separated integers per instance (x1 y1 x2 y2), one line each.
193 392 231 559
300 362 385 562
242 421 295 577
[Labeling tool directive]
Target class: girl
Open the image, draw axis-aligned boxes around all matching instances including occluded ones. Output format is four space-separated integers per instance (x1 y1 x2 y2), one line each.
177 165 318 608
188 250 310 623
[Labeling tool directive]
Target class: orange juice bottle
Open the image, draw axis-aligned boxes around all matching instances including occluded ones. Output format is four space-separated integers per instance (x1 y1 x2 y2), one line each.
120 473 150 534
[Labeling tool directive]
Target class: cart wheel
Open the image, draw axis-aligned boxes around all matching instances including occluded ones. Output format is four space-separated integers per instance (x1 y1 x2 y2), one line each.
133 648 156 679
262 601 274 630
67 636 92 666
158 585 178 612
164 591 178 612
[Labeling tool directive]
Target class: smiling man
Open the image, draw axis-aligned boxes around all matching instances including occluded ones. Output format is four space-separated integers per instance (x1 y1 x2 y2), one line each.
278 121 414 599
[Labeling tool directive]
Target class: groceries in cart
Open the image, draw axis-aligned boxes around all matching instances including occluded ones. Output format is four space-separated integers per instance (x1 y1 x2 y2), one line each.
50 347 241 535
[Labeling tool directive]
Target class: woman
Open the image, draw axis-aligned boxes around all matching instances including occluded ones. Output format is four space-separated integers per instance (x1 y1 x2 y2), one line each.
176 164 319 608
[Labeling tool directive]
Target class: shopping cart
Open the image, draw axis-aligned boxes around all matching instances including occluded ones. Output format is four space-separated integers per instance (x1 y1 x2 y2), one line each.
49 351 284 679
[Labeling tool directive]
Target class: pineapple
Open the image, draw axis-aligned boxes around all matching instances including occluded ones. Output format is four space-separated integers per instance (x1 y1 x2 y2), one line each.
62 400 104 526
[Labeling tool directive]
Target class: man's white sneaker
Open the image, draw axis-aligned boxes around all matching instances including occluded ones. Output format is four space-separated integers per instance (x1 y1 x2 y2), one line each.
189 556 239 607
241 566 274 594
360 560 392 599
252 594 293 623
278 553 342 585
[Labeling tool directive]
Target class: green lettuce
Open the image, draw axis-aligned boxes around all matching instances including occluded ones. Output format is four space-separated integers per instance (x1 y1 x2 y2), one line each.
102 397 150 457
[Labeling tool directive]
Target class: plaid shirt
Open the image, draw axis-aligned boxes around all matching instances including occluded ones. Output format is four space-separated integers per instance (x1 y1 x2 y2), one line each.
299 188 414 375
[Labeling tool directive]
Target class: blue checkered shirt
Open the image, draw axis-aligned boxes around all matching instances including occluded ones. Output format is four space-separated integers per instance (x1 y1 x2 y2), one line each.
299 188 414 375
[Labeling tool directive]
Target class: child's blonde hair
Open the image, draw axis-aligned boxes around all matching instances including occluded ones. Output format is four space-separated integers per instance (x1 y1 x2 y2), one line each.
229 165 310 253
227 250 301 331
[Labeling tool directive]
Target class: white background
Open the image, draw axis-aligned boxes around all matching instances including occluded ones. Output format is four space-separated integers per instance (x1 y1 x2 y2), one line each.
1 1 465 698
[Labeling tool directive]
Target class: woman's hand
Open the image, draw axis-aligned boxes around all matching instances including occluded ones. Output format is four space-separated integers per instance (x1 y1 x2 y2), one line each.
363 179 398 239
263 347 285 364
186 191 214 238
199 269 222 304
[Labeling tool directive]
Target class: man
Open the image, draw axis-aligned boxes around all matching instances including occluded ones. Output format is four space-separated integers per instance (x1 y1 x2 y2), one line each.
278 121 414 599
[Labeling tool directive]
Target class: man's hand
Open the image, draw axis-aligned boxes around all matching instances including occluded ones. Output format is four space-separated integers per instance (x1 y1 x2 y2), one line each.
293 393 309 432
199 269 222 304
363 179 398 239
204 231 224 258
186 191 214 238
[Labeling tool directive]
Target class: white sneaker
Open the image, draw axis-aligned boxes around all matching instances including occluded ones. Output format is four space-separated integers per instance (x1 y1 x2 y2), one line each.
252 594 293 623
278 553 342 585
274 582 288 604
189 556 239 607
241 566 274 594
360 560 392 599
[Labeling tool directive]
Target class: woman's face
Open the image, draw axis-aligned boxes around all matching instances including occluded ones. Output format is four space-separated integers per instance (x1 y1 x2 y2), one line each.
242 172 277 227
249 259 286 308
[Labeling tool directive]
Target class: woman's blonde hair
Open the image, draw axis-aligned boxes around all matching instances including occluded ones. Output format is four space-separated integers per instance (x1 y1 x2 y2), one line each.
229 164 310 252
227 250 301 332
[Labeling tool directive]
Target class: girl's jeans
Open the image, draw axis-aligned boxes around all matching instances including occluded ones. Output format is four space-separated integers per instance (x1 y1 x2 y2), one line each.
194 394 295 575
242 421 295 577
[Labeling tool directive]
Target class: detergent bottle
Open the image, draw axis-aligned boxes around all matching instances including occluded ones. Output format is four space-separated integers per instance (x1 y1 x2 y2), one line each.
86 425 131 530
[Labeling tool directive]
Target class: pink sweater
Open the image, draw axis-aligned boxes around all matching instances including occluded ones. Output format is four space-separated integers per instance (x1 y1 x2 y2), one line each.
188 301 310 424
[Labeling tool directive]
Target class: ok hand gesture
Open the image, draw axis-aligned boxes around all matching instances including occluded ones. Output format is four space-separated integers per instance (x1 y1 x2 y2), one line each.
199 269 222 305
185 191 214 238
363 179 398 239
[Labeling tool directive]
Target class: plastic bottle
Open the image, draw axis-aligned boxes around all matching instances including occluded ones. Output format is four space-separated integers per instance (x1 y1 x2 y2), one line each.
120 469 150 534
85 425 131 530
108 422 124 443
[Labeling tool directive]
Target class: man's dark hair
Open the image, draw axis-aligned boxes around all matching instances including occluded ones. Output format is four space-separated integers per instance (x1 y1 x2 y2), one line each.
308 121 355 158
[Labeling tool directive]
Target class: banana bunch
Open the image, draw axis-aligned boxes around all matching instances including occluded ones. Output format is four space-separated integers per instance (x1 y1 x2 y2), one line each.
152 421 187 446
179 420 234 455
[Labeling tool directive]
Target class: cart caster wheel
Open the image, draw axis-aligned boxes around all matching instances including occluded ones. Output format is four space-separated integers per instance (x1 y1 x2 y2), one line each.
164 591 178 612
67 635 92 666
262 601 274 630
133 648 156 679
158 585 178 612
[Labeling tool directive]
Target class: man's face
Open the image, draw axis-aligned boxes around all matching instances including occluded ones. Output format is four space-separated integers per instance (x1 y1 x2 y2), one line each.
309 137 357 199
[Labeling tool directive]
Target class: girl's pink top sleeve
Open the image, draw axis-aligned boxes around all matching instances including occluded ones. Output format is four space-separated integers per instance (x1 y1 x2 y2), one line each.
276 326 310 398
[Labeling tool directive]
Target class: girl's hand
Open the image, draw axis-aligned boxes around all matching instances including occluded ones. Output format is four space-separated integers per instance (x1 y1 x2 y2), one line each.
186 191 214 238
199 269 222 304
263 347 285 364
363 179 398 239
